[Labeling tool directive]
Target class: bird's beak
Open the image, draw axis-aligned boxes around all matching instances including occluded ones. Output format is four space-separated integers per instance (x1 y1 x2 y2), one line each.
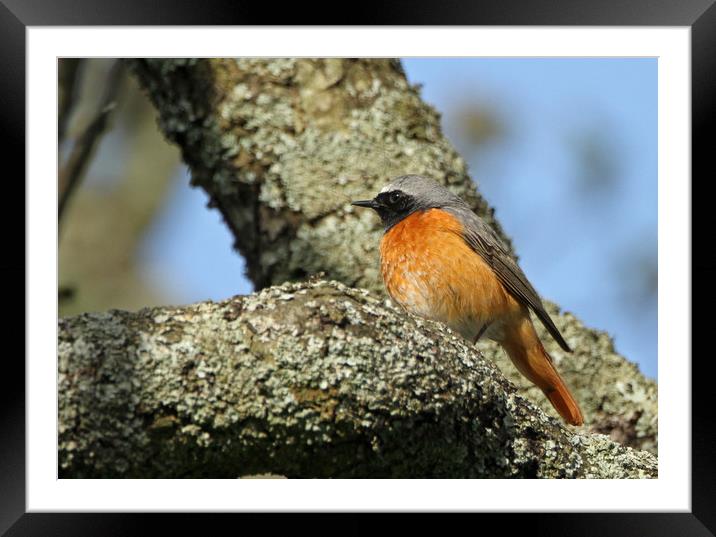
351 199 378 209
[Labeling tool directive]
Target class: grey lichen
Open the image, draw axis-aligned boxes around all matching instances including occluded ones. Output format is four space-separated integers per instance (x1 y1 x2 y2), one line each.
58 280 655 479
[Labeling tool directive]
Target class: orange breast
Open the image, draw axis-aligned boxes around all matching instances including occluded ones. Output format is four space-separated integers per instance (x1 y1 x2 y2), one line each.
379 208 521 340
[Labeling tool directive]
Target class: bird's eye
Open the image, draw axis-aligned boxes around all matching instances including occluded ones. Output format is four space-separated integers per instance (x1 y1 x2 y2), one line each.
389 191 402 204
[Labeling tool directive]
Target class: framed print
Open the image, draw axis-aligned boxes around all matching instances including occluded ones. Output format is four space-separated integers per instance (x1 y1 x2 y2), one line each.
5 0 714 534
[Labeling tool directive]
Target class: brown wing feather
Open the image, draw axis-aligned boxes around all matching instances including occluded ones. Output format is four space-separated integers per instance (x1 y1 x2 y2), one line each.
445 206 572 353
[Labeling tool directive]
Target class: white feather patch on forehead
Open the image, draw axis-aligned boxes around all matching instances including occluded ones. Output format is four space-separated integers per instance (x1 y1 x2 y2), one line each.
379 183 396 194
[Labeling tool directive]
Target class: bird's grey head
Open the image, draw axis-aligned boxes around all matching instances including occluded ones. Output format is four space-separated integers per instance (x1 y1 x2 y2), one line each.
351 175 466 230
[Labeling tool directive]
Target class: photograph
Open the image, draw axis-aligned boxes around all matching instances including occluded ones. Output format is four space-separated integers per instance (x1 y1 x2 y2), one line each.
6 7 709 532
57 57 657 479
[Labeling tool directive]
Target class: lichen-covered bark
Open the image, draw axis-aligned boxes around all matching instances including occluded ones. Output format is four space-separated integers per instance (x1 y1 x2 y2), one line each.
59 280 655 479
129 58 503 291
130 58 656 453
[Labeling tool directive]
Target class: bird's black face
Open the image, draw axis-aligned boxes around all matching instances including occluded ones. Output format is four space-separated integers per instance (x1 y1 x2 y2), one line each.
352 189 417 230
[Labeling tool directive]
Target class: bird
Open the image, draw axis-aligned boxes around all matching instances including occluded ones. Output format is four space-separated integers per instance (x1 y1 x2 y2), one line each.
352 174 584 426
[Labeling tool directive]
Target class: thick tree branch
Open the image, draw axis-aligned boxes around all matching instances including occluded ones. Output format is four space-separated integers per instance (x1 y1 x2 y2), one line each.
59 280 655 479
130 59 657 453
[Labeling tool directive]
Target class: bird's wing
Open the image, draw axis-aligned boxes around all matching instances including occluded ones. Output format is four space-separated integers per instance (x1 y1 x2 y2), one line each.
445 206 572 353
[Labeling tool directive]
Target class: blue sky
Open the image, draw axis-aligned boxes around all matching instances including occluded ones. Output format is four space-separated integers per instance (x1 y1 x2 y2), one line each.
139 58 657 379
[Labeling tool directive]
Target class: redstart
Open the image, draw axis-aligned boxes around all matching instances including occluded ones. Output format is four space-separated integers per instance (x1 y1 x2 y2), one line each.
352 175 584 426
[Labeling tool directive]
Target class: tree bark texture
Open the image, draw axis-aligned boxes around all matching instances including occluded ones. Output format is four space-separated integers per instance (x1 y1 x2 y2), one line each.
130 58 657 454
59 280 656 478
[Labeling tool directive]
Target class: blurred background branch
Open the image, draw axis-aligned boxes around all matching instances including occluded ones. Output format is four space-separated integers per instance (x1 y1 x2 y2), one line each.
58 58 182 315
58 59 124 222
58 58 83 144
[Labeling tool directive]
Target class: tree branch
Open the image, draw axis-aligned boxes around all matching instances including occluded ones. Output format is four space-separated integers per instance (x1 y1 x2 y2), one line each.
58 280 655 479
58 58 84 144
58 60 125 222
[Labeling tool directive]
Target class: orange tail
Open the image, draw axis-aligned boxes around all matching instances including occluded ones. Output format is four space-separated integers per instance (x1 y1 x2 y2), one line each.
542 371 584 426
501 318 584 426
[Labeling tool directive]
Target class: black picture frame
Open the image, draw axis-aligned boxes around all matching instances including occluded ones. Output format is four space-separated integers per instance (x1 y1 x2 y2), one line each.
4 0 713 534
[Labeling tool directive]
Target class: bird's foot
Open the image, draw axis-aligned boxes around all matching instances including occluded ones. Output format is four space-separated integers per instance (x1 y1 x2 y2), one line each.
473 322 491 344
